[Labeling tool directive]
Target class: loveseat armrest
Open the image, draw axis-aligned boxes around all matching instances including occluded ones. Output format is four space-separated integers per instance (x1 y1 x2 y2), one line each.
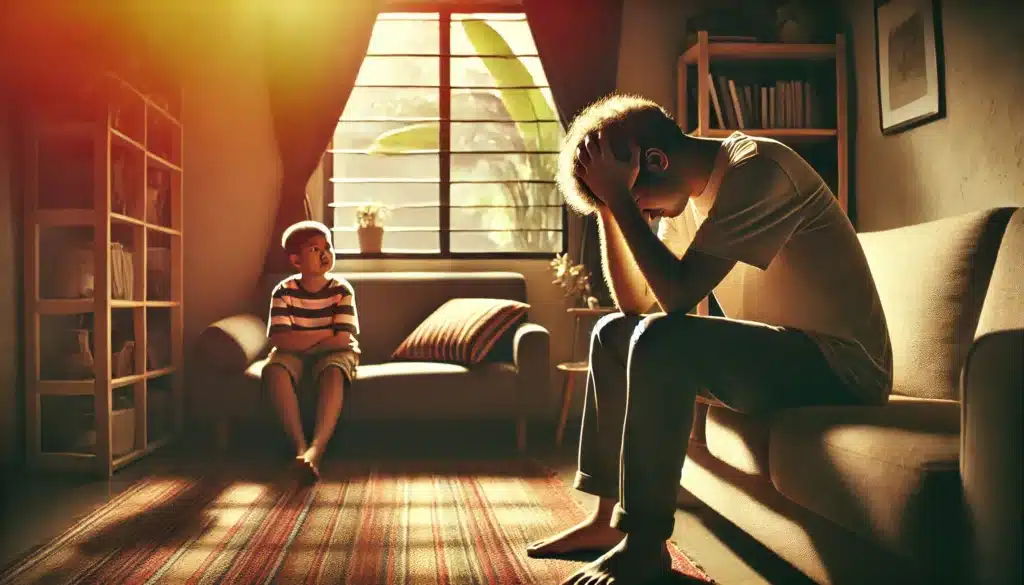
195 313 272 375
513 322 551 412
961 329 1023 585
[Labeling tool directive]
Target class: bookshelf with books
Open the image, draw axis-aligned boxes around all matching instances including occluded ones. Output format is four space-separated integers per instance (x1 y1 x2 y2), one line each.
23 72 184 476
677 31 848 213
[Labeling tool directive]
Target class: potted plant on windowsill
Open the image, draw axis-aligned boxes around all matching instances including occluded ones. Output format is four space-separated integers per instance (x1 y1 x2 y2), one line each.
355 202 389 254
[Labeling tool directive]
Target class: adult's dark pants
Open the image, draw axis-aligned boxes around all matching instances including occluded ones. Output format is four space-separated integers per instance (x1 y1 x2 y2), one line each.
573 312 865 540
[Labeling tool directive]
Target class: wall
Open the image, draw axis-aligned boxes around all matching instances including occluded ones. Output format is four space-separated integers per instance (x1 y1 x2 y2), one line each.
841 0 1024 230
173 2 280 351
0 98 22 468
617 0 694 111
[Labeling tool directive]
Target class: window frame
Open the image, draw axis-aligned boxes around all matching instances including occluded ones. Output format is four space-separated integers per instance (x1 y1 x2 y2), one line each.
325 1 568 260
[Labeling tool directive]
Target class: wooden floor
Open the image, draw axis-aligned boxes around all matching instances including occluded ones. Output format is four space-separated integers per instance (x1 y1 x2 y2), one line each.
0 420 814 585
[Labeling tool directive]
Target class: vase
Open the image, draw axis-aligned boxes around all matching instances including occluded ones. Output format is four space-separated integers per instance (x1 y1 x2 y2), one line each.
114 340 135 378
357 226 384 254
66 328 95 379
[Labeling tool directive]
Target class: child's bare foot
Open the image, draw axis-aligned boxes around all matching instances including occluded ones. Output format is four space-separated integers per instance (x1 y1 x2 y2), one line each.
561 535 672 585
302 444 324 468
527 518 623 558
293 453 319 485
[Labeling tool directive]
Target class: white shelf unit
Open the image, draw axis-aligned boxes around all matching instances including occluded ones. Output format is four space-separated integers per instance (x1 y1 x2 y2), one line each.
23 73 184 476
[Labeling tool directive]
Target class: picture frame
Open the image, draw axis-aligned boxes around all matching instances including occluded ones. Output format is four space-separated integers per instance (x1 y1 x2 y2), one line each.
874 0 946 135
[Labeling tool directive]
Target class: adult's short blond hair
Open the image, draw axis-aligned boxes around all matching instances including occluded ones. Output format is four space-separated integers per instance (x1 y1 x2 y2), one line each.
557 94 687 215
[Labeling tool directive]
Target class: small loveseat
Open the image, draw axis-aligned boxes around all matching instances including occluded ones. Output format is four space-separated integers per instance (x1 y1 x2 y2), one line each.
194 271 550 452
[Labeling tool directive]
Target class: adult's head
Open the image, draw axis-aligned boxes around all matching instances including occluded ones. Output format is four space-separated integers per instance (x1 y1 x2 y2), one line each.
557 93 716 220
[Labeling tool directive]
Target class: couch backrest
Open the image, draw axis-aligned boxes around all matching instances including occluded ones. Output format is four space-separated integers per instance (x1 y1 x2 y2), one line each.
975 208 1024 338
256 271 528 364
857 208 1016 400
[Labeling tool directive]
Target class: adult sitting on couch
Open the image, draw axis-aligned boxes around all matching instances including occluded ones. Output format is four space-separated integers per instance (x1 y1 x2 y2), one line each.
527 94 892 585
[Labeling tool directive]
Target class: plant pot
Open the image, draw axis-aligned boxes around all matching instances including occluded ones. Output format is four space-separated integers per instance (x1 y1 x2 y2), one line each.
357 226 384 254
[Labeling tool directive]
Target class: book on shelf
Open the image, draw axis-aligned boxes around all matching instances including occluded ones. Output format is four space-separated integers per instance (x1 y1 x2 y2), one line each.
706 73 825 131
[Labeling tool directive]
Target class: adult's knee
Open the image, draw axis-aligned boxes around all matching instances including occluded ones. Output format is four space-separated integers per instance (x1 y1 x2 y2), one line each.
592 312 636 349
628 313 699 369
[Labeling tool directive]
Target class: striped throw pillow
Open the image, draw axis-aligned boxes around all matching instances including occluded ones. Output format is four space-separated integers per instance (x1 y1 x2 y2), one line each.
391 298 529 365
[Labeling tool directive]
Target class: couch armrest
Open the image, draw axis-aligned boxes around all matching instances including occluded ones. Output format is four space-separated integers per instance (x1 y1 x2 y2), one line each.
513 322 550 413
961 329 1023 585
195 313 272 375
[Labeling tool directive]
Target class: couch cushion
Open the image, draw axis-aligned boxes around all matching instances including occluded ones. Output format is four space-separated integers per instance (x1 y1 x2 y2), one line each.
256 272 528 365
349 362 519 419
705 406 771 476
391 298 529 365
769 395 962 559
857 208 1014 400
245 359 520 420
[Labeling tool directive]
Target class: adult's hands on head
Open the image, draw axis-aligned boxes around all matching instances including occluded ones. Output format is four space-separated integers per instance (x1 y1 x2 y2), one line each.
574 130 640 211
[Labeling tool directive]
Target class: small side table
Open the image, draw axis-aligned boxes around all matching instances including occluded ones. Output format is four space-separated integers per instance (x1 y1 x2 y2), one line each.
555 307 618 446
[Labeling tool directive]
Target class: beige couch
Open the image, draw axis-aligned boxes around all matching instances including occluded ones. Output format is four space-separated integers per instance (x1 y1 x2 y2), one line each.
194 271 550 452
681 207 1022 585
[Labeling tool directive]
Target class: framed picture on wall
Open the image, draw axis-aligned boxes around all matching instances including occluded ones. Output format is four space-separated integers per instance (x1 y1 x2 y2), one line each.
874 0 946 135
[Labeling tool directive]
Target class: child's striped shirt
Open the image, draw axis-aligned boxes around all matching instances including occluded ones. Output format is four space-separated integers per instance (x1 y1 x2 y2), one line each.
267 275 360 352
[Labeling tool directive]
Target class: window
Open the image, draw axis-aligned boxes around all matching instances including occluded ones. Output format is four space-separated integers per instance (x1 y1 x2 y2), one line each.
328 10 566 257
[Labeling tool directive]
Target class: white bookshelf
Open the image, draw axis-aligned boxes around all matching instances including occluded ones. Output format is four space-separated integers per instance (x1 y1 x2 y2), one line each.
23 72 184 476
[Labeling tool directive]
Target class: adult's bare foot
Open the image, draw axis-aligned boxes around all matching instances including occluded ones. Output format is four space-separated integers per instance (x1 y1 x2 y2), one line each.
560 534 672 585
527 518 623 558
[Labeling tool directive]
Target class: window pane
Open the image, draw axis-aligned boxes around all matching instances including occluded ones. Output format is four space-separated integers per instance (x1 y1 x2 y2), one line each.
451 121 562 152
451 56 548 87
334 202 441 230
451 181 561 207
331 181 439 209
371 205 440 230
334 120 441 151
450 16 539 56
451 205 562 230
355 57 439 86
451 88 558 121
334 152 439 180
367 19 439 55
342 87 440 120
333 228 439 254
451 230 561 253
451 153 557 181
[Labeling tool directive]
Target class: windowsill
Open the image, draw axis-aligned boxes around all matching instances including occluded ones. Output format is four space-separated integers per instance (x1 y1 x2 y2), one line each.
334 252 561 261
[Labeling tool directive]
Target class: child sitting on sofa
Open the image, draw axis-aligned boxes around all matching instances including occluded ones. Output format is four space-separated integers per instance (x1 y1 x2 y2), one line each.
263 220 359 483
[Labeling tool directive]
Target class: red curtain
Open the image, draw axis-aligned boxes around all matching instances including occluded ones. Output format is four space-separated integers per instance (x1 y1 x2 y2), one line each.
522 0 624 305
261 0 381 273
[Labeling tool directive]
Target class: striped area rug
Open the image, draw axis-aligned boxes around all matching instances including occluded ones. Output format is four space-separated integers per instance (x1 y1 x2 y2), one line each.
0 460 710 584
